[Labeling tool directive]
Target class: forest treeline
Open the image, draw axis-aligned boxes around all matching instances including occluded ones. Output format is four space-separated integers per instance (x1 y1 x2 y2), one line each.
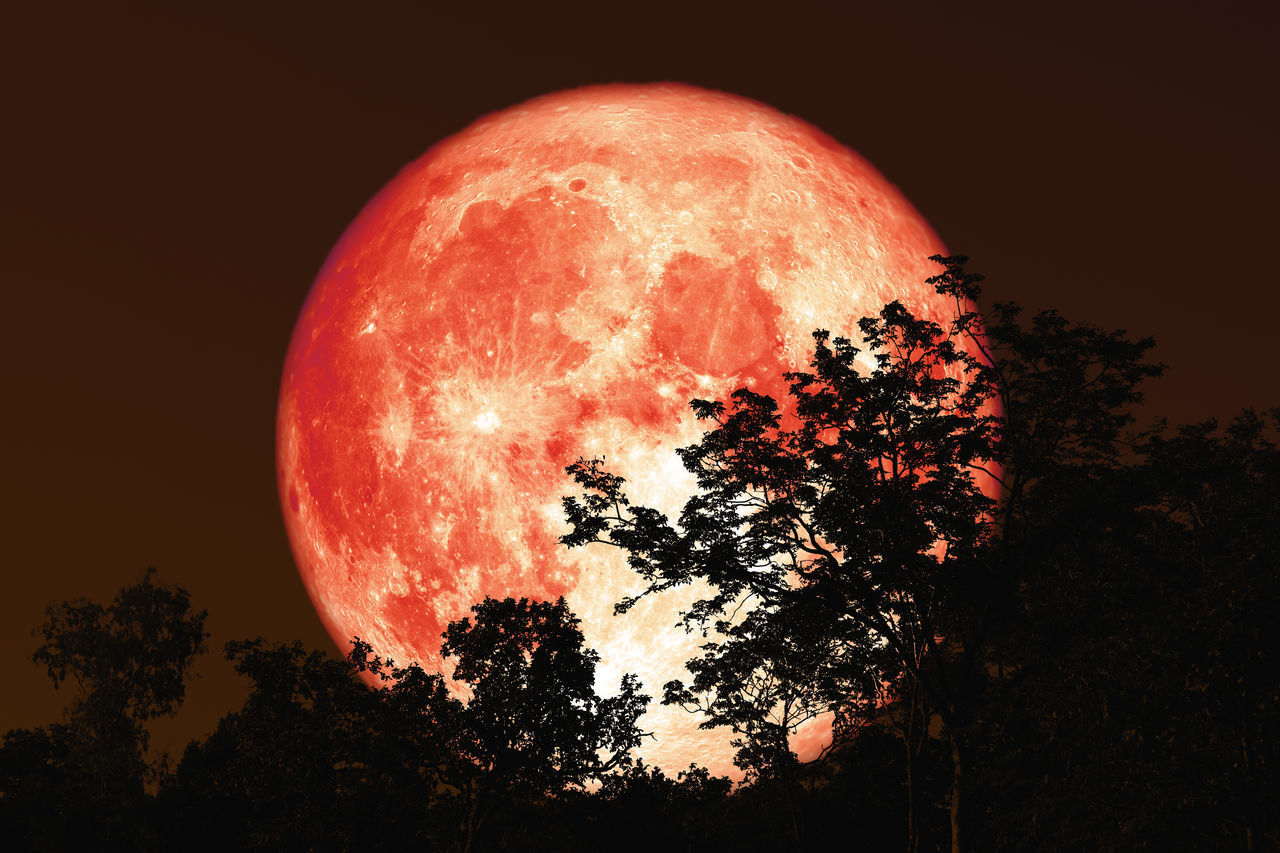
2 257 1275 852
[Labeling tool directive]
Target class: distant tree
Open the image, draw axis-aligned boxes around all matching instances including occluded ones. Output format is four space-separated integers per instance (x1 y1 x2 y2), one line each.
32 567 209 768
170 596 645 853
0 568 207 850
0 725 80 850
974 409 1279 851
169 638 419 851
1139 411 1279 850
584 761 734 852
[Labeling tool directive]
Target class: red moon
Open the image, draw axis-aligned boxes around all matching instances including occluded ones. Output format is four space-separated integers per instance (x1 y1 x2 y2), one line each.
278 83 962 778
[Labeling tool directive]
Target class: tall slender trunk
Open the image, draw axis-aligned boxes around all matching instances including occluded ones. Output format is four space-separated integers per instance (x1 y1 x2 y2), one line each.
788 787 804 852
902 688 920 853
782 754 806 852
949 732 965 853
460 799 476 853
905 737 917 853
1239 726 1255 852
460 784 487 853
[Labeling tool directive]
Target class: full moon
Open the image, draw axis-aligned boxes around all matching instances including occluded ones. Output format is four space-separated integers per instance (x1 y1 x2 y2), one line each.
278 83 965 778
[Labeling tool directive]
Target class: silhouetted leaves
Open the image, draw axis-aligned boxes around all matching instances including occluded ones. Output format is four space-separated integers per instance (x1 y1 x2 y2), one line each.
171 638 410 851
166 597 648 853
5 257 1276 852
440 596 647 792
2 568 207 851
973 410 1280 851
563 264 1004 850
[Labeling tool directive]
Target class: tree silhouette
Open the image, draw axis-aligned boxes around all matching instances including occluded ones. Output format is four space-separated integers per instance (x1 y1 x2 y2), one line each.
170 638 414 851
430 596 648 852
7 257 1275 852
170 596 647 853
563 259 1002 852
560 255 1193 852
584 761 733 851
1 568 207 851
929 257 1167 850
973 408 1279 851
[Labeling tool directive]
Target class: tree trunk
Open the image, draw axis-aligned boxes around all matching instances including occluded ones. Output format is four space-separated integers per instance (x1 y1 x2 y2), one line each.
788 790 804 853
949 732 964 853
905 737 917 853
902 689 920 853
460 787 485 853
782 755 806 852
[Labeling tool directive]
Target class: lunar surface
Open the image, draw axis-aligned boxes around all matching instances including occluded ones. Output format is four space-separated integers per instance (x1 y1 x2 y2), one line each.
277 83 974 778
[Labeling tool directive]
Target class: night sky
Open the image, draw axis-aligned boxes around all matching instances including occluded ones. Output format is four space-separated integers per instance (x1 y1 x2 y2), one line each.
4 1 1276 758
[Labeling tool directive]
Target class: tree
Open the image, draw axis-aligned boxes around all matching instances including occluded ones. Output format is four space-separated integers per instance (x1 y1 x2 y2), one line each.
584 761 734 852
169 596 646 853
1140 411 1280 851
661 592 875 848
561 254 1183 853
930 258 1165 849
441 596 646 788
170 638 416 852
354 596 649 853
1 568 208 850
562 258 1002 852
33 566 209 756
973 409 1279 851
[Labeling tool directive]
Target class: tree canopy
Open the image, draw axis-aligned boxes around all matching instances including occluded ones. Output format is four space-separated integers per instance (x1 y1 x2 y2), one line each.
3 257 1275 852
561 256 1272 852
2 568 207 850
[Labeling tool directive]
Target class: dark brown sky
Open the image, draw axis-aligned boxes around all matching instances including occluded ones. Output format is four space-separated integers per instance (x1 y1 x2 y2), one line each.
3 1 1276 756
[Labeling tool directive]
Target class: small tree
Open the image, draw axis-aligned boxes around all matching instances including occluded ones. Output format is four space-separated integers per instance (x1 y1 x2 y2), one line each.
33 567 209 757
1 568 207 850
356 596 649 853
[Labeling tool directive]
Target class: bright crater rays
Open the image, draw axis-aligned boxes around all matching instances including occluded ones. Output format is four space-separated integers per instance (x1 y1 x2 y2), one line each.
277 83 973 779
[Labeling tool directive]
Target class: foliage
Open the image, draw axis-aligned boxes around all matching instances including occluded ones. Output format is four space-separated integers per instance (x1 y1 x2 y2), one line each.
562 260 1003 850
559 256 1219 851
437 597 648 851
1 568 207 851
437 596 648 792
169 638 420 851
973 410 1280 851
6 258 1277 851
170 596 648 853
569 761 735 852
33 566 208 735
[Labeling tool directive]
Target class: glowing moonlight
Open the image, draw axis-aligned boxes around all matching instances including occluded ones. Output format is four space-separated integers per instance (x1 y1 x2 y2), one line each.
278 83 960 778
